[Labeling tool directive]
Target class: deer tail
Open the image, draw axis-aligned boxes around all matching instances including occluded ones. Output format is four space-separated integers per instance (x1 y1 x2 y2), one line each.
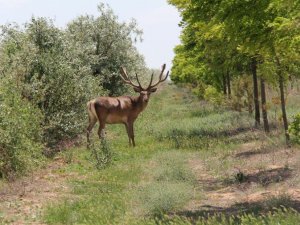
87 100 98 121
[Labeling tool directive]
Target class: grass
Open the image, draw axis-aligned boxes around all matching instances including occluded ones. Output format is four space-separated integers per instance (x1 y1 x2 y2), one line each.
40 84 300 224
136 182 192 216
133 151 196 217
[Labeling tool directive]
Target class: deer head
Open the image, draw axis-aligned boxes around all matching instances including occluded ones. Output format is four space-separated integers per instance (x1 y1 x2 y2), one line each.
120 64 169 105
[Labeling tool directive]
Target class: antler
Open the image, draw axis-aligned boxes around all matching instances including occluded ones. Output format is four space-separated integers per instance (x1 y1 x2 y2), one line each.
120 67 143 89
147 64 169 90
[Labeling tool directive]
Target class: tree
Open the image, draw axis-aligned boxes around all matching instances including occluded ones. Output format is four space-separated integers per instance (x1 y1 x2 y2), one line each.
66 3 146 96
169 0 300 143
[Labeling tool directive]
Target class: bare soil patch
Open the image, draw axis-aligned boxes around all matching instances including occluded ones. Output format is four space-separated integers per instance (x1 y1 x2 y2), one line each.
0 157 76 224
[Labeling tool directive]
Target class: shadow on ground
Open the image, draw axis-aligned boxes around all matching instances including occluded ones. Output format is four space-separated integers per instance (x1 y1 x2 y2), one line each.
178 197 300 221
197 167 293 192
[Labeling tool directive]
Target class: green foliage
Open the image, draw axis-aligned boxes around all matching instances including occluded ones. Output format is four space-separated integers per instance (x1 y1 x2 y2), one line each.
191 81 207 99
288 113 300 144
204 85 223 105
0 76 44 179
169 0 300 135
0 3 146 148
0 17 105 147
230 75 253 112
66 3 146 96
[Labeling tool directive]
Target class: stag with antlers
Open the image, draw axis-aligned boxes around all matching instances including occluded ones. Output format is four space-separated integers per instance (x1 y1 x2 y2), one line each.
86 64 169 147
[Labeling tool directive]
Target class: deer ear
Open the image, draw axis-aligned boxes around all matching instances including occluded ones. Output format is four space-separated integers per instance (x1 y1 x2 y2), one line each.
149 88 157 93
133 87 142 92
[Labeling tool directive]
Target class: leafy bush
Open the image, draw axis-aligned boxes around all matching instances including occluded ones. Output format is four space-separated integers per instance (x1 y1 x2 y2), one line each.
289 113 300 144
204 85 223 105
0 76 44 179
0 5 146 149
191 81 207 99
90 139 113 170
230 75 253 112
0 18 106 148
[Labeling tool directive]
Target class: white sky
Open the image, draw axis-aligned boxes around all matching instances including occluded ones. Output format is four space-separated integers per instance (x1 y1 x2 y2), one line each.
0 0 181 69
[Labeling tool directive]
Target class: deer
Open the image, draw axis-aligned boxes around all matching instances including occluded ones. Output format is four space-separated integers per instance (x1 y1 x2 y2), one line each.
86 64 169 147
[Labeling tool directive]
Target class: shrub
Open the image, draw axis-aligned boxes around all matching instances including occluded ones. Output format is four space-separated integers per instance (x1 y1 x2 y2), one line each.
0 76 44 179
191 81 206 99
229 75 253 112
90 139 113 170
0 18 106 148
289 113 300 144
138 182 191 216
204 86 223 105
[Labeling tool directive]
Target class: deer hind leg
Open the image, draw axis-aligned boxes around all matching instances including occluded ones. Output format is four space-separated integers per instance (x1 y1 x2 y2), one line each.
93 103 107 144
127 122 135 147
87 101 98 149
130 123 135 147
98 122 106 140
87 118 97 149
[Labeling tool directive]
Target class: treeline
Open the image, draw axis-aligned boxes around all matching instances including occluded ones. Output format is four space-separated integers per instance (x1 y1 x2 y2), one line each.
168 0 300 143
0 4 146 179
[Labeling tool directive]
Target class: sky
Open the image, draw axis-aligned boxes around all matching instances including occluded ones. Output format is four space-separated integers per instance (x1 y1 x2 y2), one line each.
0 0 182 69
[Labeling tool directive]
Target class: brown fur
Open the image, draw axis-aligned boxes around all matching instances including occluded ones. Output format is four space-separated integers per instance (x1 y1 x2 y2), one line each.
86 64 168 147
86 94 150 147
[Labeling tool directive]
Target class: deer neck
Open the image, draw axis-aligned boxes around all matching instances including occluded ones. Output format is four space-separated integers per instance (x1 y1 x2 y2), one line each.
134 95 148 113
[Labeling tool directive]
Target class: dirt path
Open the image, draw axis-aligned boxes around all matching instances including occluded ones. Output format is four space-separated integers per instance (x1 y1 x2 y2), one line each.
185 141 300 218
0 157 73 224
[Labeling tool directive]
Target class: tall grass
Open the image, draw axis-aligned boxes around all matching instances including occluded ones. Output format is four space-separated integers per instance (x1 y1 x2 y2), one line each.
134 151 196 217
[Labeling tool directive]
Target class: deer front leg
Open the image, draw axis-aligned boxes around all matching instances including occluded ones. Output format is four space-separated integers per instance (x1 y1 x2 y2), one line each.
129 122 135 147
124 123 132 147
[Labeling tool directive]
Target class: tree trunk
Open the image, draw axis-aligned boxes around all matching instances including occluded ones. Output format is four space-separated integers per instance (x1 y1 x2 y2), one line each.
222 74 227 96
279 76 290 144
275 55 290 146
275 56 290 145
260 78 269 133
251 58 260 127
226 70 231 98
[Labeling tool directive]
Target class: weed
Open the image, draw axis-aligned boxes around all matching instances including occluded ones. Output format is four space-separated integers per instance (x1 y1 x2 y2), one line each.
234 171 246 183
63 151 74 164
90 138 113 170
151 151 196 183
137 182 192 216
